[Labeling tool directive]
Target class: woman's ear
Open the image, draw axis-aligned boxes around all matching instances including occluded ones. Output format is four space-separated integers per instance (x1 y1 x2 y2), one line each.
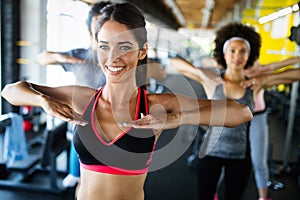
138 43 148 60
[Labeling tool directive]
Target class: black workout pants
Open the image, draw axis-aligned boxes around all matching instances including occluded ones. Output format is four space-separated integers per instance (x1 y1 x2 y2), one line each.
197 155 252 200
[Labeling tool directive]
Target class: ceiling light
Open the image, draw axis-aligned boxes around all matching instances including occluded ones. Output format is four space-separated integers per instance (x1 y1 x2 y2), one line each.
278 7 292 16
258 3 299 24
292 3 299 11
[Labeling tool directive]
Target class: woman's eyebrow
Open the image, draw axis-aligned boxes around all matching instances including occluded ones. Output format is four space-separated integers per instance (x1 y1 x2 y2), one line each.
98 40 108 44
118 41 134 45
97 41 134 45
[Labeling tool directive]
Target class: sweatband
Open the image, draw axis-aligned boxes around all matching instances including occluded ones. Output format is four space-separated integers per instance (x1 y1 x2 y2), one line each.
223 37 251 53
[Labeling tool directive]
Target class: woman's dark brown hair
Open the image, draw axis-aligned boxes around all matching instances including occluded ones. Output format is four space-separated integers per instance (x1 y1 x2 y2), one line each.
95 2 148 88
213 23 261 69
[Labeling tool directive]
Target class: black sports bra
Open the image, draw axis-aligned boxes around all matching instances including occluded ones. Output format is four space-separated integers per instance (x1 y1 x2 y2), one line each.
73 87 156 175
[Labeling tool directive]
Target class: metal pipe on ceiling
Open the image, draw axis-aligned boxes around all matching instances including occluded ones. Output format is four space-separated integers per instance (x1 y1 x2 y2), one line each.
162 0 187 27
201 0 215 28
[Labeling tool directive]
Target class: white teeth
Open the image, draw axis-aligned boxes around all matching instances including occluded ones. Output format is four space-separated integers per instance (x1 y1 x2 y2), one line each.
107 66 124 72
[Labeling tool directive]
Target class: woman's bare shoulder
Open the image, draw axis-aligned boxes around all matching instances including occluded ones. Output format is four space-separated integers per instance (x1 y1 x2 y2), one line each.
71 86 98 112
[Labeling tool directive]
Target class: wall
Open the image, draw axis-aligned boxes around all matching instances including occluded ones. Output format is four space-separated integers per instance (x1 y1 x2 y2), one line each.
242 0 299 65
19 0 47 84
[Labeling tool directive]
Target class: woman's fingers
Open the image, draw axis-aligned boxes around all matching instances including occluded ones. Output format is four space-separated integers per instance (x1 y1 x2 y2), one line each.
119 112 180 132
58 109 88 126
118 115 161 129
42 98 88 126
240 78 260 90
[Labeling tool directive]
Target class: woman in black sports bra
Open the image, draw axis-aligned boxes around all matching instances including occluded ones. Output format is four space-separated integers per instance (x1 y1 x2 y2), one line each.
1 3 252 200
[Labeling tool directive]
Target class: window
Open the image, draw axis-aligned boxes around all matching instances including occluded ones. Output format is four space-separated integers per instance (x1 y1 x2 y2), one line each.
46 0 90 86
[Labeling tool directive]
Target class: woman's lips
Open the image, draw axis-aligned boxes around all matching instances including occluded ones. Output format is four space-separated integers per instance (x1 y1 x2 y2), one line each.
106 66 125 73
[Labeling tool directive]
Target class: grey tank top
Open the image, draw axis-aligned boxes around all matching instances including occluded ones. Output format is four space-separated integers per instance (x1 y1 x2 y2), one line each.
199 84 254 159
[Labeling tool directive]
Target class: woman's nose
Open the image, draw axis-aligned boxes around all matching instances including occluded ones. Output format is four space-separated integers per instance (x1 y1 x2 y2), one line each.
233 52 242 59
107 49 121 62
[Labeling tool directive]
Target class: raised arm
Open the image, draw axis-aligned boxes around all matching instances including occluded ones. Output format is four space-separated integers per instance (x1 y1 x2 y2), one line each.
170 57 204 84
244 57 300 78
268 57 300 71
36 50 85 66
2 81 89 125
241 68 300 91
169 57 223 98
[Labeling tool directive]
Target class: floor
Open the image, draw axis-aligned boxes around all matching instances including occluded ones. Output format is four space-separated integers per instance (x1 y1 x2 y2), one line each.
0 89 299 200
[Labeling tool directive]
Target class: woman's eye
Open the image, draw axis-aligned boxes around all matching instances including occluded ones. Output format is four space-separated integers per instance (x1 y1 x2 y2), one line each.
120 46 131 51
241 50 247 54
99 45 108 50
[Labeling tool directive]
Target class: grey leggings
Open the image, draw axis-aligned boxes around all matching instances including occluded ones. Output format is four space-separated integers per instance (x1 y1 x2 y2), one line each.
249 111 269 188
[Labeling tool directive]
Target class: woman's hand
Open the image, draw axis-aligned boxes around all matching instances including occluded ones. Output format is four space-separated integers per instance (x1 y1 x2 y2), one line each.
40 95 88 126
118 112 181 134
240 77 264 90
240 75 273 90
244 62 272 78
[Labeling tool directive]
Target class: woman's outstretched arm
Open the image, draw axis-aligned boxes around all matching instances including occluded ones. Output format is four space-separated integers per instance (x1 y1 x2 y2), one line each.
2 81 88 125
244 57 300 78
120 94 253 130
241 68 300 90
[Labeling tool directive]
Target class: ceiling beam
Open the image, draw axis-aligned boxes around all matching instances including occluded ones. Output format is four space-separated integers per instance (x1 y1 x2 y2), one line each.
114 0 182 30
162 0 187 27
80 0 181 29
201 0 215 28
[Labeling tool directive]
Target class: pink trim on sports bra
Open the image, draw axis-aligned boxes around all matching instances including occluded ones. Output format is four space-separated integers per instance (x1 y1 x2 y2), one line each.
80 162 148 175
90 87 142 146
81 88 100 115
146 144 156 165
143 87 149 115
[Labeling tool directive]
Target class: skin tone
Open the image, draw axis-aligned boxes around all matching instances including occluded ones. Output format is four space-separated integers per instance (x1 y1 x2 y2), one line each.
1 20 253 200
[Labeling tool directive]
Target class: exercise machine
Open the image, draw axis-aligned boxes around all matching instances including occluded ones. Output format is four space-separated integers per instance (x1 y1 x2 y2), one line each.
0 114 70 193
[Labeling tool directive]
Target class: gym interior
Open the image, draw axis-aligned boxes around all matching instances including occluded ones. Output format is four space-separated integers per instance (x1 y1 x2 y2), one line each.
0 0 300 199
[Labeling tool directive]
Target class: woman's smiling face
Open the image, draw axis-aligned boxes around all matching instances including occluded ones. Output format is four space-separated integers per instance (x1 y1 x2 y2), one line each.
224 40 250 71
96 20 147 84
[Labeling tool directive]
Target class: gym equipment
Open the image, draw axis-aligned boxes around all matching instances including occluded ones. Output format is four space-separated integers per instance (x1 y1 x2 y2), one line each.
0 115 70 193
